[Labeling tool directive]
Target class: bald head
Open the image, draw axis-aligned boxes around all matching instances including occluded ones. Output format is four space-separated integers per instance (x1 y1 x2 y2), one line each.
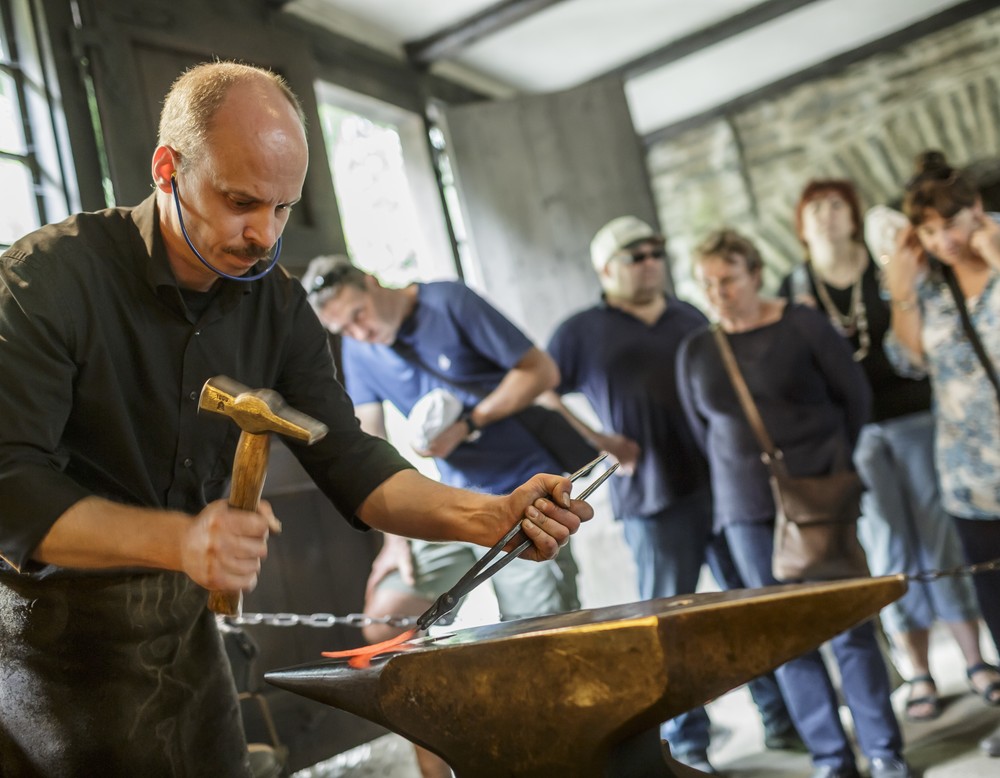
158 61 306 173
151 62 309 291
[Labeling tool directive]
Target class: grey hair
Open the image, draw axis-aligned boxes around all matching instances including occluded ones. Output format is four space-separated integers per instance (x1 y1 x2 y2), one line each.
300 254 367 313
157 61 306 172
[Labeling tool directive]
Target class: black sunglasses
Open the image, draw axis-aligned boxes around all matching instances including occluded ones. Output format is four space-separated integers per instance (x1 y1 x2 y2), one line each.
625 248 666 264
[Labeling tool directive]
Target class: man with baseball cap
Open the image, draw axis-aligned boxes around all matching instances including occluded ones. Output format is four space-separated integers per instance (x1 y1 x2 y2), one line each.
546 215 800 773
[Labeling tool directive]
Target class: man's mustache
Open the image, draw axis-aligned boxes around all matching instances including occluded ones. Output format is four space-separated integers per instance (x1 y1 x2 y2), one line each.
225 244 273 261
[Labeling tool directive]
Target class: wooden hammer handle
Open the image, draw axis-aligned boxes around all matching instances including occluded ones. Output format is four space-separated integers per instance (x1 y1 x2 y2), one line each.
209 431 272 616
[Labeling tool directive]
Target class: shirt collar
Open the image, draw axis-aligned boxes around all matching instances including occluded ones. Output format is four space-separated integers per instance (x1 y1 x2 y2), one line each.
132 193 248 321
130 194 173 291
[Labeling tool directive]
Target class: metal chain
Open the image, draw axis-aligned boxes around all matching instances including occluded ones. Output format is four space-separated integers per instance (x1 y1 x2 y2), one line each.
222 557 1000 629
221 612 417 629
907 556 1000 583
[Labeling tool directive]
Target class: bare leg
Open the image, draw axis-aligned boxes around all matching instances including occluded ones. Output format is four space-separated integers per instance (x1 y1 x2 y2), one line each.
361 589 454 777
893 627 931 676
414 746 454 778
946 617 989 666
946 618 1000 704
892 628 938 720
361 587 431 644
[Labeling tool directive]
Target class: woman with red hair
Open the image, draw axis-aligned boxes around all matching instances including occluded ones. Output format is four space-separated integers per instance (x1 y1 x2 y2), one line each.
779 178 991 725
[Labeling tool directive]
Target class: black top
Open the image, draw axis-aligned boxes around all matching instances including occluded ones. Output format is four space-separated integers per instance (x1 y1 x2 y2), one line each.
0 195 411 577
548 297 710 518
677 304 871 526
778 258 931 423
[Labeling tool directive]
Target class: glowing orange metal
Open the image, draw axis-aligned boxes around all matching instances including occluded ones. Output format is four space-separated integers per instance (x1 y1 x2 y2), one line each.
321 628 418 668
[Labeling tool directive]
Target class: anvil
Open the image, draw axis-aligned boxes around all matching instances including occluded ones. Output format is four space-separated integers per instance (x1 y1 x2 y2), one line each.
267 576 906 777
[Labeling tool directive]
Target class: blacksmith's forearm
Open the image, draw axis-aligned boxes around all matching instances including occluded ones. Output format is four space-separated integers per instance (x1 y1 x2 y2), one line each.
357 470 500 548
34 496 186 571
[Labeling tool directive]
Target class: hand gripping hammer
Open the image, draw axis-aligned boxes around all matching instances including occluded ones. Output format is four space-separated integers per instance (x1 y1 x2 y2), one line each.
199 375 328 615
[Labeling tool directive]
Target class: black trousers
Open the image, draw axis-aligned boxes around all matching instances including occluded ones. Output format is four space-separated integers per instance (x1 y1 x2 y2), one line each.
0 571 250 777
951 515 1000 653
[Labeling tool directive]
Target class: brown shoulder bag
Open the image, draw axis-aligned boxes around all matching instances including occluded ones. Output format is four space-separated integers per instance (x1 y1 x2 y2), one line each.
712 325 869 582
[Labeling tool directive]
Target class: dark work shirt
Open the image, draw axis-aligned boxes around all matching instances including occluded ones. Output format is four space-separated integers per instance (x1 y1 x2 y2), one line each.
0 195 411 577
677 304 871 527
778 258 931 423
547 297 710 518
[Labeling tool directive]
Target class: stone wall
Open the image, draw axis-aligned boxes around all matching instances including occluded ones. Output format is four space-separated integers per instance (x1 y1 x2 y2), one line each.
647 8 1000 301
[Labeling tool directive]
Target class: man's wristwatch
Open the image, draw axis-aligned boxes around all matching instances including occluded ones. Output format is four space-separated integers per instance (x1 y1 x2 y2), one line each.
460 409 482 442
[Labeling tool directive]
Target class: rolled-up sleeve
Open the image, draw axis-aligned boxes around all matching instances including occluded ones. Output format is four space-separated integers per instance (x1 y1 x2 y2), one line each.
883 330 928 380
0 252 91 570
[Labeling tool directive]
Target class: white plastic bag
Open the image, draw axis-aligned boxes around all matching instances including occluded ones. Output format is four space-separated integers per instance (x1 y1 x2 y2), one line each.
408 388 463 451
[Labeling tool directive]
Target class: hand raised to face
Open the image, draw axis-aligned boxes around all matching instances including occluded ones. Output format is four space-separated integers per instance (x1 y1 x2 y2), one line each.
969 212 1000 270
881 225 927 304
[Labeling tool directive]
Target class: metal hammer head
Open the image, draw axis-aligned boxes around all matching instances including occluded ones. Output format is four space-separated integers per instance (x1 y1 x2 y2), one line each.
199 375 328 444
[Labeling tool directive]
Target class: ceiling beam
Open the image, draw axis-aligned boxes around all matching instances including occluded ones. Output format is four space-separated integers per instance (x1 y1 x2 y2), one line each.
404 0 570 68
642 0 999 147
601 0 826 83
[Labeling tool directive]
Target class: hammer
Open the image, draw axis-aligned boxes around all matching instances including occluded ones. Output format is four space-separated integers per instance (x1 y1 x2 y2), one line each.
199 375 328 615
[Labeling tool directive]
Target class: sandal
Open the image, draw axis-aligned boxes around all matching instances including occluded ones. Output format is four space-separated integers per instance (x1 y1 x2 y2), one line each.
967 662 1000 706
904 674 942 722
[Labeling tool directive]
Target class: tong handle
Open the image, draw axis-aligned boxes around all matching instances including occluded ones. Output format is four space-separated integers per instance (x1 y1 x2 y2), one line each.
465 461 619 587
415 456 617 631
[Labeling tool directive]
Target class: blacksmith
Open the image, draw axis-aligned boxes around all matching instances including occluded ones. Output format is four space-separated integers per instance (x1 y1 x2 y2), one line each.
0 61 591 775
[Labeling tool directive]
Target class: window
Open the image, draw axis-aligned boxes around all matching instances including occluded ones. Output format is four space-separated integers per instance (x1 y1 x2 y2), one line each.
0 0 75 249
314 81 460 478
427 101 480 288
314 80 456 287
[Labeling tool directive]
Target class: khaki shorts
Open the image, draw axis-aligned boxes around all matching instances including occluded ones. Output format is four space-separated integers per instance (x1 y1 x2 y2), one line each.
377 539 579 620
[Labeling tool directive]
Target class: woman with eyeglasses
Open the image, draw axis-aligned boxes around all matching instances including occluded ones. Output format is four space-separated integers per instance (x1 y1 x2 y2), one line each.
677 228 909 778
779 179 986 726
882 150 1000 757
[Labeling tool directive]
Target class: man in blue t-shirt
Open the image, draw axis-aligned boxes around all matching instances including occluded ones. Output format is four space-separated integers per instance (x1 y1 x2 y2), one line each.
547 216 799 773
303 256 580 630
305 255 582 778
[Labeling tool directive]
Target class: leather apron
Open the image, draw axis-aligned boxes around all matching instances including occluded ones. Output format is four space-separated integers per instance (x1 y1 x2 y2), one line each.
0 571 251 777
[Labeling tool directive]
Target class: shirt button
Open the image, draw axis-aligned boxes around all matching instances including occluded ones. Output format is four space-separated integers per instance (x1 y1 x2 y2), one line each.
183 458 194 468
189 391 197 401
194 330 202 336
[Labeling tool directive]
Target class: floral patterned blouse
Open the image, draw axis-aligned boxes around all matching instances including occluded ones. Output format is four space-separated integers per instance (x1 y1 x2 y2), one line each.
885 268 1000 520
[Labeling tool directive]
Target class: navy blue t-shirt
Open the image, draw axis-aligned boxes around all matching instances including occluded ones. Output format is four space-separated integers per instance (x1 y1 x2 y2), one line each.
341 281 562 495
547 297 711 518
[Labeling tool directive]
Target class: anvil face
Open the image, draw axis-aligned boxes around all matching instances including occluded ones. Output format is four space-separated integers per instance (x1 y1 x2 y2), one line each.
267 577 906 778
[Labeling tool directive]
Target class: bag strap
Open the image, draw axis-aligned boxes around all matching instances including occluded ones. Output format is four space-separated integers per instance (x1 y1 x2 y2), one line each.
391 339 488 400
711 324 782 465
941 265 1000 412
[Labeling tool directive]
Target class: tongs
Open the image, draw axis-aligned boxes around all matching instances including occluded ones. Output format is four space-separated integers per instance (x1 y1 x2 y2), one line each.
415 453 619 631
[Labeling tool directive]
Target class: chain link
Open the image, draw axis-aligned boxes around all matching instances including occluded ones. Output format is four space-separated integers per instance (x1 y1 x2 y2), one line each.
907 557 1000 583
223 557 1000 629
221 611 417 629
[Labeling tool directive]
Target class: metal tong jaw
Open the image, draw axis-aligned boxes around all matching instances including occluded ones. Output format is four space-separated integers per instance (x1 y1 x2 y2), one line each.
415 453 619 631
